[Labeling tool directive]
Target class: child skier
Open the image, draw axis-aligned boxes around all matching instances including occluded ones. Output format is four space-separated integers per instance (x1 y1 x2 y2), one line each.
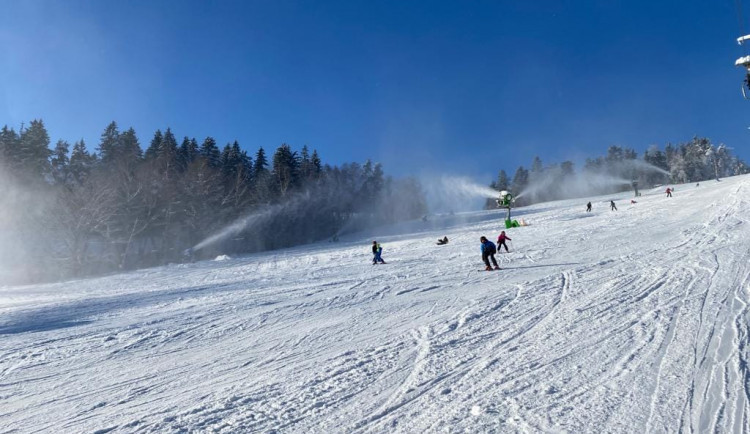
496 231 511 252
666 187 672 197
372 241 386 264
480 236 499 270
586 202 592 212
610 200 617 211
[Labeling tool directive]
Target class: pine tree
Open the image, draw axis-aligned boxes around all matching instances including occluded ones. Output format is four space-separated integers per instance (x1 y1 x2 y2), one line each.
98 121 120 165
531 156 543 174
199 137 220 167
179 137 198 169
69 139 94 184
18 119 52 180
300 145 314 180
159 128 179 171
145 130 163 160
0 126 19 167
254 147 268 177
50 140 70 184
311 150 322 178
510 166 529 204
495 170 509 191
253 147 272 203
272 144 300 196
119 128 142 164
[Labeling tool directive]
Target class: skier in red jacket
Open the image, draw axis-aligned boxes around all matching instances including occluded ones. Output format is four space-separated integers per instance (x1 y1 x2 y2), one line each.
666 187 672 197
496 231 511 253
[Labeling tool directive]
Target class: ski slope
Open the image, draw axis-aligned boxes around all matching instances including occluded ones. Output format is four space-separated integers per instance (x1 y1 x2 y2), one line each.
1 175 749 433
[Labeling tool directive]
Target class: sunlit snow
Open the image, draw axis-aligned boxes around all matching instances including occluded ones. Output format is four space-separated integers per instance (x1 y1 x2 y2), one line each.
1 175 749 433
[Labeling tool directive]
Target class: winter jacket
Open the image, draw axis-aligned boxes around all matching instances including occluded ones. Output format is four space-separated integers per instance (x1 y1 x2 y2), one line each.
372 243 382 254
497 233 511 243
481 240 497 254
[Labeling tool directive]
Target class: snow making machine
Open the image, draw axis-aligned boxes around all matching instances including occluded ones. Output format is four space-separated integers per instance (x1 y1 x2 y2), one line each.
631 180 641 197
496 191 520 229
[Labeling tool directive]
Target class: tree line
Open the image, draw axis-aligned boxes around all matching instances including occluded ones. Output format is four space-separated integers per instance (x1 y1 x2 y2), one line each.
0 119 426 283
488 138 749 207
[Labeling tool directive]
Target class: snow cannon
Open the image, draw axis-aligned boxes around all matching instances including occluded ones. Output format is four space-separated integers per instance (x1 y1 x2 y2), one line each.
496 191 514 208
496 191 519 228
631 180 640 197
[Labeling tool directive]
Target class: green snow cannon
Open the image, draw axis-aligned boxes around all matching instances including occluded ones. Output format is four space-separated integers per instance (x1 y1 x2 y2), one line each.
504 219 520 228
497 191 514 207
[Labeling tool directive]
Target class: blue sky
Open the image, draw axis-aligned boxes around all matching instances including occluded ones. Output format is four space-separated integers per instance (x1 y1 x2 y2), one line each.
1 0 748 180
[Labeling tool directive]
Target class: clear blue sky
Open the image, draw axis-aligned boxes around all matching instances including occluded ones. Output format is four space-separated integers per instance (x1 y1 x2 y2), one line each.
1 0 748 180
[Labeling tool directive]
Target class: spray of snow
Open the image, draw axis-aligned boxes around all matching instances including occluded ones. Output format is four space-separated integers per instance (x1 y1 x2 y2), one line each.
623 159 671 177
421 175 500 212
192 191 312 253
516 160 672 203
517 172 632 201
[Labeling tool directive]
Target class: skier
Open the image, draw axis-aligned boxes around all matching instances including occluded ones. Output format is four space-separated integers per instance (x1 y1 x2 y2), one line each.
586 202 592 212
610 200 617 211
372 241 386 264
437 236 449 245
666 187 672 197
630 199 637 204
496 231 511 252
480 236 499 271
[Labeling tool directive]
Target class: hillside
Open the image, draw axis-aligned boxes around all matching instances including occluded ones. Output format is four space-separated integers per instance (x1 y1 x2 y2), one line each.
1 175 749 433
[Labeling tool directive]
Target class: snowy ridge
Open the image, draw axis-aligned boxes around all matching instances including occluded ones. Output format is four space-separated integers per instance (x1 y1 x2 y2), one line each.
1 175 750 433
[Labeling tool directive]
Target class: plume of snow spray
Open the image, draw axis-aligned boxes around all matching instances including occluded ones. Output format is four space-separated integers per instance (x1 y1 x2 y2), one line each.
624 159 671 177
192 191 312 253
421 175 500 212
517 171 632 202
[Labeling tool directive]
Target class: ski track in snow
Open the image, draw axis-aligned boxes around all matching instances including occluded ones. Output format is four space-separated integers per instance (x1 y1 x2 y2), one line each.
1 176 750 432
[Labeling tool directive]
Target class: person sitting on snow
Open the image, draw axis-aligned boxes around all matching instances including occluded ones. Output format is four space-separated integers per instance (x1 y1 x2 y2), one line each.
437 236 449 245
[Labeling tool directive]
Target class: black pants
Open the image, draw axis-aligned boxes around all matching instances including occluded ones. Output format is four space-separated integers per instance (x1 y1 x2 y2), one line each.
498 240 509 252
482 251 498 267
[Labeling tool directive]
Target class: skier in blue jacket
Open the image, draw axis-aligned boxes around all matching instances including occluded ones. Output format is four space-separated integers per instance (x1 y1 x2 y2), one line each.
480 236 499 270
372 241 386 264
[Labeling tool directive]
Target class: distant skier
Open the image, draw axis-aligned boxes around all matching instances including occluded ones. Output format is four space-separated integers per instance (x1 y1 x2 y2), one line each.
496 231 511 252
630 199 637 204
610 200 617 211
480 236 499 271
586 202 592 212
437 236 449 245
372 241 386 264
666 187 672 197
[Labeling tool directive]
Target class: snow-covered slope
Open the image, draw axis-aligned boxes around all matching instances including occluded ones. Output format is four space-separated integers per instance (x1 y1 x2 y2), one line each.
2 175 749 433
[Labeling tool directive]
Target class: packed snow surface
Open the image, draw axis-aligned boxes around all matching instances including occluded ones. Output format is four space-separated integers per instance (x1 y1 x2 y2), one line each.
2 175 750 433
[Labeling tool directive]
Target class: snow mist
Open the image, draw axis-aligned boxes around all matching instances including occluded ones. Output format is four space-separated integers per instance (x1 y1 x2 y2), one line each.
421 176 500 212
517 172 632 201
192 191 313 253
